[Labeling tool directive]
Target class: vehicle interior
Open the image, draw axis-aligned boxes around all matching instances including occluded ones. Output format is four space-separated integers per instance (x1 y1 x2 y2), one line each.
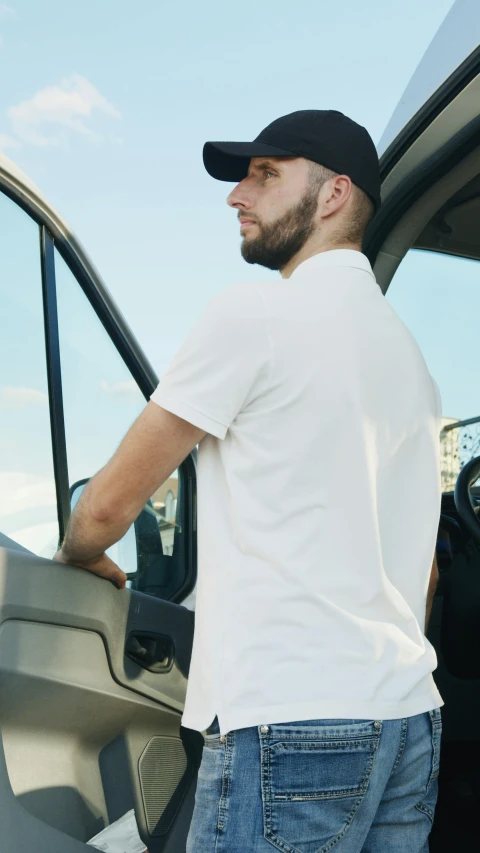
416 172 480 261
428 477 480 851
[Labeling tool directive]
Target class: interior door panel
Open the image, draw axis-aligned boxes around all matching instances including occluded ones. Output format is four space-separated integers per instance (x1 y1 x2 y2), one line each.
0 545 201 853
0 139 201 851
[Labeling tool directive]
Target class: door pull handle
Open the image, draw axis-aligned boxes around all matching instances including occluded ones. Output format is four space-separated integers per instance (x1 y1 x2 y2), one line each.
125 632 174 673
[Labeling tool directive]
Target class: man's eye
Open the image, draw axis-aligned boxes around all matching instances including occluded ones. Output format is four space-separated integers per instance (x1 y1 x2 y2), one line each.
264 171 276 179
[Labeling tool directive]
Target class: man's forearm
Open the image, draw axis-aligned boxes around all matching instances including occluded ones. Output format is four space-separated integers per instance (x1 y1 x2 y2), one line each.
55 404 204 589
61 474 134 564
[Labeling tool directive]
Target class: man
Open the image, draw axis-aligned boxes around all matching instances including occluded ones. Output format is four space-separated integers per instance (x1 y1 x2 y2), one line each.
55 110 443 852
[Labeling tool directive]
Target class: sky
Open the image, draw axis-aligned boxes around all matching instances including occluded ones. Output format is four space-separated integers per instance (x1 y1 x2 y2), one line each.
5 0 480 556
0 0 457 374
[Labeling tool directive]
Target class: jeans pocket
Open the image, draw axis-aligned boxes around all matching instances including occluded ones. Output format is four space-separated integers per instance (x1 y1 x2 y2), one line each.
260 720 381 853
415 708 442 823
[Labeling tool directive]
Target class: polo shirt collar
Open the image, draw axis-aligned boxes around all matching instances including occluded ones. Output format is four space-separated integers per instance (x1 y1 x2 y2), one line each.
290 249 375 280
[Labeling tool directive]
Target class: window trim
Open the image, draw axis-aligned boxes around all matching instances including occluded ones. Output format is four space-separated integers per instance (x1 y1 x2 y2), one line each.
0 172 198 603
40 227 70 540
0 170 157 397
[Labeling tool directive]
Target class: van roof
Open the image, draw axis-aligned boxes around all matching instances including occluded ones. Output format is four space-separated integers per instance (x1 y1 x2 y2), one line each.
378 0 480 158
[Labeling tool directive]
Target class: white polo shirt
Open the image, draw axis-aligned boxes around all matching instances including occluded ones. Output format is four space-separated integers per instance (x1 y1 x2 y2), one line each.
151 249 443 735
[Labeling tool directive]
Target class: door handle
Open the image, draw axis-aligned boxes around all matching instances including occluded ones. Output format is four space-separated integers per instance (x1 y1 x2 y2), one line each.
125 632 174 673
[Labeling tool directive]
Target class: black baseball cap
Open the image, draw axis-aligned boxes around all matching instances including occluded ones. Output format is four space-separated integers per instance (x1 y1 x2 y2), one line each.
203 110 381 211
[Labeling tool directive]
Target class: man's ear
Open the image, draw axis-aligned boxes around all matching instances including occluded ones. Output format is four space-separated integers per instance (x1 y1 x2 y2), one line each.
320 175 353 220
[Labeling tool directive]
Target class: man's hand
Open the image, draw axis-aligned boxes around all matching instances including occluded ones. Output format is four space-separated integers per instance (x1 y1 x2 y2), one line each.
53 549 127 589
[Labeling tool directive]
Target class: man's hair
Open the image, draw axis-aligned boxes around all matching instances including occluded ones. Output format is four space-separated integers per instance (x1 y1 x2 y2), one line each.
308 161 375 245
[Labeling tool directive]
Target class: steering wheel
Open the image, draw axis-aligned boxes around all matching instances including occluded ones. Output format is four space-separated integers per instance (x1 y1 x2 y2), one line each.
454 456 480 544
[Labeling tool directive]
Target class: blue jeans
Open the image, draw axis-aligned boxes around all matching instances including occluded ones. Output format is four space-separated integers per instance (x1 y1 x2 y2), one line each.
186 711 441 853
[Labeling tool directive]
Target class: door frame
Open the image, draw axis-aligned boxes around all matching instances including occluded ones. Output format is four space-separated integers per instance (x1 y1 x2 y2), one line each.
0 161 197 603
364 114 480 268
380 45 480 179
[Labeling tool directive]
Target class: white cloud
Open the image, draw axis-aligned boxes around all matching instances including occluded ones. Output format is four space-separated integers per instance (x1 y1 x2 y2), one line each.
0 386 48 410
9 520 59 557
100 379 139 397
0 472 56 517
0 4 17 19
7 73 121 147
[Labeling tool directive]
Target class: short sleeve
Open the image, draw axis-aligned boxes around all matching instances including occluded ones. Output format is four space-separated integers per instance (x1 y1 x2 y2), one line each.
150 283 272 439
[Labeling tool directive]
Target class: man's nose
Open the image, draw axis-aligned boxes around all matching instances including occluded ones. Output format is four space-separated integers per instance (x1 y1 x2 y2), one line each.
227 176 254 209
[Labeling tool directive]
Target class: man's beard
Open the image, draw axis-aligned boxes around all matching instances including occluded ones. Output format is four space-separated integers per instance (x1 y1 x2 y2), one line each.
240 185 319 271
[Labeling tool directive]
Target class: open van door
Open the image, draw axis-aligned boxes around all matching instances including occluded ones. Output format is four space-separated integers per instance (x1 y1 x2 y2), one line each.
0 154 201 852
363 1 480 849
1 2 480 851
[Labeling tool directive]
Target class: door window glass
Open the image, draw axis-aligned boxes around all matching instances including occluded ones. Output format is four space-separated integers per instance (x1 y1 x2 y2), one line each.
0 193 58 556
54 252 146 487
387 249 480 491
55 251 189 598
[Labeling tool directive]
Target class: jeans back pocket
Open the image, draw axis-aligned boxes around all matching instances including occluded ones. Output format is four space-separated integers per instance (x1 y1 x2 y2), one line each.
415 708 442 823
260 720 381 853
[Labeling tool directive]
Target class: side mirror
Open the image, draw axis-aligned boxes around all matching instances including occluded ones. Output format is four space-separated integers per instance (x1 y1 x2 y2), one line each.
69 480 173 594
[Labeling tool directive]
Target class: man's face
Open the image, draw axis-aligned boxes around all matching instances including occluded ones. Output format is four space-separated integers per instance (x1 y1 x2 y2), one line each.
226 157 320 271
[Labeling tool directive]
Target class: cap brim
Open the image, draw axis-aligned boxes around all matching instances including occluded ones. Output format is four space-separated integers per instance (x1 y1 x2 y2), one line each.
203 141 296 182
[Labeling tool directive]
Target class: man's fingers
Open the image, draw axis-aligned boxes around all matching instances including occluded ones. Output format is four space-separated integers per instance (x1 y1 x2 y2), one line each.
88 556 128 589
55 550 128 590
94 563 127 586
111 567 127 589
